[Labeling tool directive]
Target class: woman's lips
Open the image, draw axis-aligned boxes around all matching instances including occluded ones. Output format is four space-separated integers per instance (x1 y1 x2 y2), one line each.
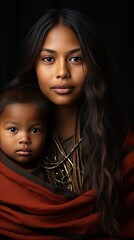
52 84 74 95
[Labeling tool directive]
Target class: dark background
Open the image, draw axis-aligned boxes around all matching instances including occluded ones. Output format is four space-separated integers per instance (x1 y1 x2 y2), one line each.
0 0 134 123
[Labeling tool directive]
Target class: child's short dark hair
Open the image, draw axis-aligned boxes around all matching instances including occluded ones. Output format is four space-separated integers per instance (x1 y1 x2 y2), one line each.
0 86 50 117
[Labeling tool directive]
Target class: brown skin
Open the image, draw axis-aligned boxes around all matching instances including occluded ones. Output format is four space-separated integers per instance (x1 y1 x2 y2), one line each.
36 24 89 139
0 103 47 169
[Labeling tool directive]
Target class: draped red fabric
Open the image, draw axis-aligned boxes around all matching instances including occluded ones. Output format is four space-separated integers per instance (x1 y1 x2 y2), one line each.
0 128 134 240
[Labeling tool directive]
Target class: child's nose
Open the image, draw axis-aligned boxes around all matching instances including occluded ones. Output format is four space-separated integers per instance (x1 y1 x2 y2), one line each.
19 135 31 145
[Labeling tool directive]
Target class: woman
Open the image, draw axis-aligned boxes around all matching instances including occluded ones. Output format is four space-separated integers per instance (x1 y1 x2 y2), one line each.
1 8 134 239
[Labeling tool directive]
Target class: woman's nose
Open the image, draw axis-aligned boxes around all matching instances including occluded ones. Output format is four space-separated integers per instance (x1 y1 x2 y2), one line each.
56 60 70 79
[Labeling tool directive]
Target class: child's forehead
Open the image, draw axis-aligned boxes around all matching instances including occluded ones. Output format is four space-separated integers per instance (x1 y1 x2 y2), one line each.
3 102 43 116
0 102 46 125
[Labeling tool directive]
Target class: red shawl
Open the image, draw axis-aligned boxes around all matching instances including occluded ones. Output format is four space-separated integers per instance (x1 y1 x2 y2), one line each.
0 128 134 240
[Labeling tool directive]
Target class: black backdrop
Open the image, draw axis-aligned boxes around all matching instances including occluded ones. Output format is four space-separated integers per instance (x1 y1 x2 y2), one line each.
0 0 134 123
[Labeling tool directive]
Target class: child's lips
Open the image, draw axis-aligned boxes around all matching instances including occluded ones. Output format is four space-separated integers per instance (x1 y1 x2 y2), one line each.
16 149 32 155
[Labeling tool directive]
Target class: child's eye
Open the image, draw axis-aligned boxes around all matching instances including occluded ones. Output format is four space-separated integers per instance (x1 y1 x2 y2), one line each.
32 128 41 134
8 127 18 133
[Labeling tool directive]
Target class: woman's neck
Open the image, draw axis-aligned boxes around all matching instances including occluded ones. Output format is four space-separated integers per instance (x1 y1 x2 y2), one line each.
53 105 79 140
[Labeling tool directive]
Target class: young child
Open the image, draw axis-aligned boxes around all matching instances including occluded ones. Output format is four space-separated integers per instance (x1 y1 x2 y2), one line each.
0 86 50 174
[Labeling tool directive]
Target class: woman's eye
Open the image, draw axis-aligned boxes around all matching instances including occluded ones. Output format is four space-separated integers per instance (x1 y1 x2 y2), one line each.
8 127 18 133
43 57 54 62
69 56 82 63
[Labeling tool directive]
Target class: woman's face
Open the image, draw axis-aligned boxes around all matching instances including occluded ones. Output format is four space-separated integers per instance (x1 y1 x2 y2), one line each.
36 24 89 106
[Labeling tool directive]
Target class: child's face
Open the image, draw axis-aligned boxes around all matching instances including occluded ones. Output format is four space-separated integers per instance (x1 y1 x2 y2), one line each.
0 103 47 168
36 24 89 106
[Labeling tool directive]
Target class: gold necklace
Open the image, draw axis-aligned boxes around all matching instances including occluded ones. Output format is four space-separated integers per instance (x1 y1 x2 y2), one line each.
40 136 82 184
40 117 84 193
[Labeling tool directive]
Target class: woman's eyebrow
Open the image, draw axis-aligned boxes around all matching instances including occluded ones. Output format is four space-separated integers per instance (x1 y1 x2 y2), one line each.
41 48 81 54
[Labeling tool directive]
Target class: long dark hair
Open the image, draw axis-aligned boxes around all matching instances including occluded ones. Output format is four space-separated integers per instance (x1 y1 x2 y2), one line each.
9 8 128 236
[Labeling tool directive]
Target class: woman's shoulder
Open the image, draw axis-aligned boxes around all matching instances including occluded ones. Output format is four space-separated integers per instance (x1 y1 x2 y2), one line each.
120 125 134 237
121 124 134 191
122 123 134 155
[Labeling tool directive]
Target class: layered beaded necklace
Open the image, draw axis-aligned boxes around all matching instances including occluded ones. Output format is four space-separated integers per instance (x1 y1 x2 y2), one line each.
40 119 84 194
